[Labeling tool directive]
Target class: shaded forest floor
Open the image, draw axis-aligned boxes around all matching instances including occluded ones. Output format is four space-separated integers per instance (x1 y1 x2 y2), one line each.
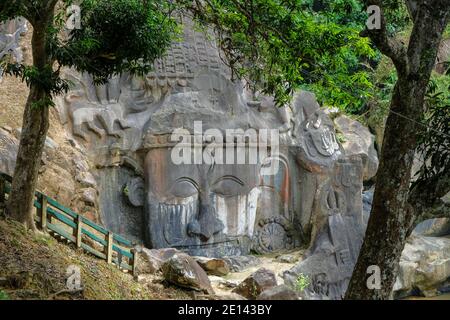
0 217 190 300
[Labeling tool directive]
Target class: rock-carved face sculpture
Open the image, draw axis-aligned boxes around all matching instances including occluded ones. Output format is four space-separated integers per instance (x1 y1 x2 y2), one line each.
144 147 261 257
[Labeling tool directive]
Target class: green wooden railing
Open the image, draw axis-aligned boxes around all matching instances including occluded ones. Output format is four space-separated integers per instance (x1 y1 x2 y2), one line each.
0 172 136 274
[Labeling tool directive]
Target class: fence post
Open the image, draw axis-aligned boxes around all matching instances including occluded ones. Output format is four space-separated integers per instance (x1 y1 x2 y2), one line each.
106 232 113 264
0 175 5 206
75 215 82 248
39 195 48 231
132 248 137 276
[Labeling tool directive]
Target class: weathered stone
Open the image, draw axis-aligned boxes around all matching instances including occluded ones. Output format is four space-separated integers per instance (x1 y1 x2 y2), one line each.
223 256 261 272
209 275 241 291
161 253 214 294
334 115 379 181
0 18 27 82
257 285 299 300
76 171 97 188
194 256 230 276
0 128 18 176
394 236 450 298
436 38 450 74
44 136 59 150
53 15 368 269
1 126 12 133
413 218 450 237
275 253 299 264
81 188 96 205
283 156 365 300
219 293 247 300
135 247 179 275
232 268 277 299
363 188 450 237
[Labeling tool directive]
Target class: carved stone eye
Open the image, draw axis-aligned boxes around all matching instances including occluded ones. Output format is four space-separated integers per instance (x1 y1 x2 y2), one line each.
123 177 144 207
212 176 245 197
169 178 199 198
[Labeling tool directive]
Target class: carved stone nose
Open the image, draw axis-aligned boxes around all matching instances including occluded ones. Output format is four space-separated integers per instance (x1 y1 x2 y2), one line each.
187 203 224 242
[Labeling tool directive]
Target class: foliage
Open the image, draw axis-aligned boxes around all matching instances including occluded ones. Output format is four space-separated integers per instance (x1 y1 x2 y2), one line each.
0 289 9 300
55 0 179 84
295 273 310 292
1 0 179 93
181 0 376 110
413 74 450 187
181 0 413 113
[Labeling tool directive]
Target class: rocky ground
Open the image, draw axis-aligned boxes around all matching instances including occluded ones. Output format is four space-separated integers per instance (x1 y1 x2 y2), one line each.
133 248 306 300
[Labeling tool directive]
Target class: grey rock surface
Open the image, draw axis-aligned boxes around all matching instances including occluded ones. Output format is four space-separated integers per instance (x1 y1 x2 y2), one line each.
257 285 299 300
232 268 277 299
194 256 230 276
283 156 365 300
334 115 379 181
0 128 18 176
54 16 370 268
223 256 261 272
394 236 450 298
161 252 215 294
0 18 27 82
135 247 180 275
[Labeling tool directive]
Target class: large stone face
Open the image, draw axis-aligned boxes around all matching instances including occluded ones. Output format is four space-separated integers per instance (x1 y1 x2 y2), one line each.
54 17 369 269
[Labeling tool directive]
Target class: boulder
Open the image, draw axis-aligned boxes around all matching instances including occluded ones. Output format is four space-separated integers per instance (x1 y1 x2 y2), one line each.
257 285 299 300
194 256 230 276
209 276 240 290
232 268 277 299
0 128 18 176
394 236 450 298
81 188 97 205
413 218 450 237
275 253 300 264
219 293 247 300
162 253 214 295
134 247 179 275
436 38 450 74
363 189 450 237
334 115 379 181
223 255 261 272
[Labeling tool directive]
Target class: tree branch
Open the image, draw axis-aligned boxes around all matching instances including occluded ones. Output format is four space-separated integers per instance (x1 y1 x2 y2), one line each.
361 0 408 73
404 0 419 20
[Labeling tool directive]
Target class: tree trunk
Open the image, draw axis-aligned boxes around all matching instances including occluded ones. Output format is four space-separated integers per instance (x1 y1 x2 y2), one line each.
345 1 449 299
345 77 421 299
6 21 51 230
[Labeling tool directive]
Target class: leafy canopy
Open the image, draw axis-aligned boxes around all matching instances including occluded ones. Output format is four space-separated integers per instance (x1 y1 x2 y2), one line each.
181 0 413 112
181 0 377 109
1 0 178 100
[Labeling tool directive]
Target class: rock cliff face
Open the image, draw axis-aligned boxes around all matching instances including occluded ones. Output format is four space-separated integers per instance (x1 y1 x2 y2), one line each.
1 17 380 300
53 17 369 262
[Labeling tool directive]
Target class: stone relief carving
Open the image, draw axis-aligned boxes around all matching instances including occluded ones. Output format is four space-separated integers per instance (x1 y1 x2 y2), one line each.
0 18 27 82
283 156 365 300
55 15 368 278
